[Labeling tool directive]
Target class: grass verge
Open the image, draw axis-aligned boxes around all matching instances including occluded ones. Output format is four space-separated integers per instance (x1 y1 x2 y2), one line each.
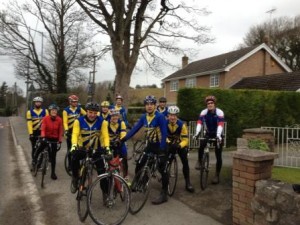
272 166 300 184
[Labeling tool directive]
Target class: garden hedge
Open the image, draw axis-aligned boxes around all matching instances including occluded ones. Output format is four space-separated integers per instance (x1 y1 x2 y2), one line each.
177 88 300 146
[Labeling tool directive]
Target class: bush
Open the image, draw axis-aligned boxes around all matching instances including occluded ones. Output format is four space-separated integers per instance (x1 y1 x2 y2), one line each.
247 139 270 151
177 88 300 146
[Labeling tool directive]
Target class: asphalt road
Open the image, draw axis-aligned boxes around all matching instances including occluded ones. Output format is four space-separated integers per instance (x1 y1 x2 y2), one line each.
4 116 224 225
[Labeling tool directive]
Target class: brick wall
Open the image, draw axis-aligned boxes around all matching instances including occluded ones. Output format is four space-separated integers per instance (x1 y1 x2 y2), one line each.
232 145 278 225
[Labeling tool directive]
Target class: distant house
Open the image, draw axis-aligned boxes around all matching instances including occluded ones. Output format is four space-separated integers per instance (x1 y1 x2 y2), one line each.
231 71 300 91
162 43 292 104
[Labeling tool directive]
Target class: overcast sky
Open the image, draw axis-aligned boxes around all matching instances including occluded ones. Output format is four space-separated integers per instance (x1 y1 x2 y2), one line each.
1 0 300 93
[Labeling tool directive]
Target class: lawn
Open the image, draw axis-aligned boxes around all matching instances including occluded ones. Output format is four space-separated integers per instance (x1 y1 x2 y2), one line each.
272 166 300 184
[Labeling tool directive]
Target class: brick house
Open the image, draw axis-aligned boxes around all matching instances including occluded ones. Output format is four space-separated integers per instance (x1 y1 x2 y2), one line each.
162 43 292 104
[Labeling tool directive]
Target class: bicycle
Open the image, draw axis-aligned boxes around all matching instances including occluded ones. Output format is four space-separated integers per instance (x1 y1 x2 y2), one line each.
166 150 178 196
129 139 146 163
198 138 219 190
75 147 98 222
87 153 131 225
64 150 72 176
33 139 61 188
129 151 160 214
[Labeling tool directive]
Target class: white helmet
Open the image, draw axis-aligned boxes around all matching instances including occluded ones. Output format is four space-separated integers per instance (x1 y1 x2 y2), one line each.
168 106 180 114
33 96 43 102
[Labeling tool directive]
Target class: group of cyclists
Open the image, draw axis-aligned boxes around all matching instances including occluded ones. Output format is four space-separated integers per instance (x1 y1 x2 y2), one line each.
26 93 225 207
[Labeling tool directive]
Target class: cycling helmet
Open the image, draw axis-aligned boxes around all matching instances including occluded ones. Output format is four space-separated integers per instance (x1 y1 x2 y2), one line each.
68 95 79 102
85 102 100 112
101 101 110 107
115 95 123 100
159 97 167 102
110 109 120 116
48 103 59 111
168 106 180 114
144 95 157 105
33 96 43 102
205 95 217 103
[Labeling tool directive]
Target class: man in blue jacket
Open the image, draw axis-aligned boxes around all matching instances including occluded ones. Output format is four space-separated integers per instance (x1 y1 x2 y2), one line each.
122 95 168 204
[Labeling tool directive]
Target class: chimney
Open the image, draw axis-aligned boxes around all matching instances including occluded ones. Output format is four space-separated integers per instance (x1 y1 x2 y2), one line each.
182 55 189 68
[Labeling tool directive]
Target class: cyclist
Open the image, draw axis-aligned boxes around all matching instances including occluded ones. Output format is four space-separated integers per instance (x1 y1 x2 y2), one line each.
121 95 168 205
107 109 129 183
100 101 111 121
33 104 63 180
156 97 169 118
193 95 225 184
63 95 86 172
110 94 131 129
70 102 111 193
167 106 194 193
27 96 49 169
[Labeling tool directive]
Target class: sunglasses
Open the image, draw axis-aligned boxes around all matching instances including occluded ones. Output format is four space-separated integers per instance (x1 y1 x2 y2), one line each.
207 101 214 105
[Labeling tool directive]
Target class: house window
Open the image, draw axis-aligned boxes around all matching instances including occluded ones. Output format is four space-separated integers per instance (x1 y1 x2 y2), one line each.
210 73 220 87
185 78 196 88
170 80 179 91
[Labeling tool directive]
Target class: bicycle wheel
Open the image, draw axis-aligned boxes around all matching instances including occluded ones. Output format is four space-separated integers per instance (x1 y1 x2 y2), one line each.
41 151 49 188
132 140 145 163
77 166 89 222
129 168 151 215
33 152 43 177
64 151 72 176
88 173 130 225
167 156 178 196
200 152 209 190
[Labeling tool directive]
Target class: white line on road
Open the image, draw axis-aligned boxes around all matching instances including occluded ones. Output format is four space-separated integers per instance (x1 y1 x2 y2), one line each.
9 118 46 225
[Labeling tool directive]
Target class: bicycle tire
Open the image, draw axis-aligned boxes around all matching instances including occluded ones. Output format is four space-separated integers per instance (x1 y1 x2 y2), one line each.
129 168 151 215
33 153 43 177
41 151 49 188
77 165 89 222
167 156 178 196
132 140 145 163
88 173 130 225
64 151 72 176
200 152 209 190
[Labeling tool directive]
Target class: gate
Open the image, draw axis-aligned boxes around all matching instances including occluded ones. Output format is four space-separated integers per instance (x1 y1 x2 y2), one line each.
262 125 300 168
188 121 227 149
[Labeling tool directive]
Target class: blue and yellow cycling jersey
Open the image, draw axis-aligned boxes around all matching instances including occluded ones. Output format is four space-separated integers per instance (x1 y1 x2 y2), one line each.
167 119 189 148
108 118 126 141
156 106 168 118
124 111 167 149
63 106 86 131
26 108 48 134
72 115 109 150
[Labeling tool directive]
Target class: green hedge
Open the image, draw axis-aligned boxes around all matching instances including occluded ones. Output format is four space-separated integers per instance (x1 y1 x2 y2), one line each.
177 88 300 146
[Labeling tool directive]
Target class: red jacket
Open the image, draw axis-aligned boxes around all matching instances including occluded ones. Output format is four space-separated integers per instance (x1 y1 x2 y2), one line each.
41 115 63 142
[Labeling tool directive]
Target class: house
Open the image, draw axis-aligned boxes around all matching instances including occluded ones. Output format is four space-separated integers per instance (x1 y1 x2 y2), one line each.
162 43 292 104
231 71 300 91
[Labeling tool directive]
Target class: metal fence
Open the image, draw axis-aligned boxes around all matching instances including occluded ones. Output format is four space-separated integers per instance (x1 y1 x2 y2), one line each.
188 121 227 149
262 125 300 168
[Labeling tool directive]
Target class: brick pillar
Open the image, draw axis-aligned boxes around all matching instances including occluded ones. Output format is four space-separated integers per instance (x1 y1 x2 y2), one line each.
232 149 278 225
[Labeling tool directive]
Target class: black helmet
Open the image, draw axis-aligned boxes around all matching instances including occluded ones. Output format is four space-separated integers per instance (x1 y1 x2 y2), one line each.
159 97 167 102
85 102 100 112
144 95 157 105
48 103 59 111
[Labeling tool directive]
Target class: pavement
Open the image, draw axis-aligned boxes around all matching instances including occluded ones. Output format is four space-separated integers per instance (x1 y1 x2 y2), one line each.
9 116 225 225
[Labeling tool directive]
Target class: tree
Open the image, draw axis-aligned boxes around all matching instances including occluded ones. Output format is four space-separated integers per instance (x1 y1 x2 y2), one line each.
241 15 300 71
0 0 96 93
75 0 213 104
0 82 8 106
